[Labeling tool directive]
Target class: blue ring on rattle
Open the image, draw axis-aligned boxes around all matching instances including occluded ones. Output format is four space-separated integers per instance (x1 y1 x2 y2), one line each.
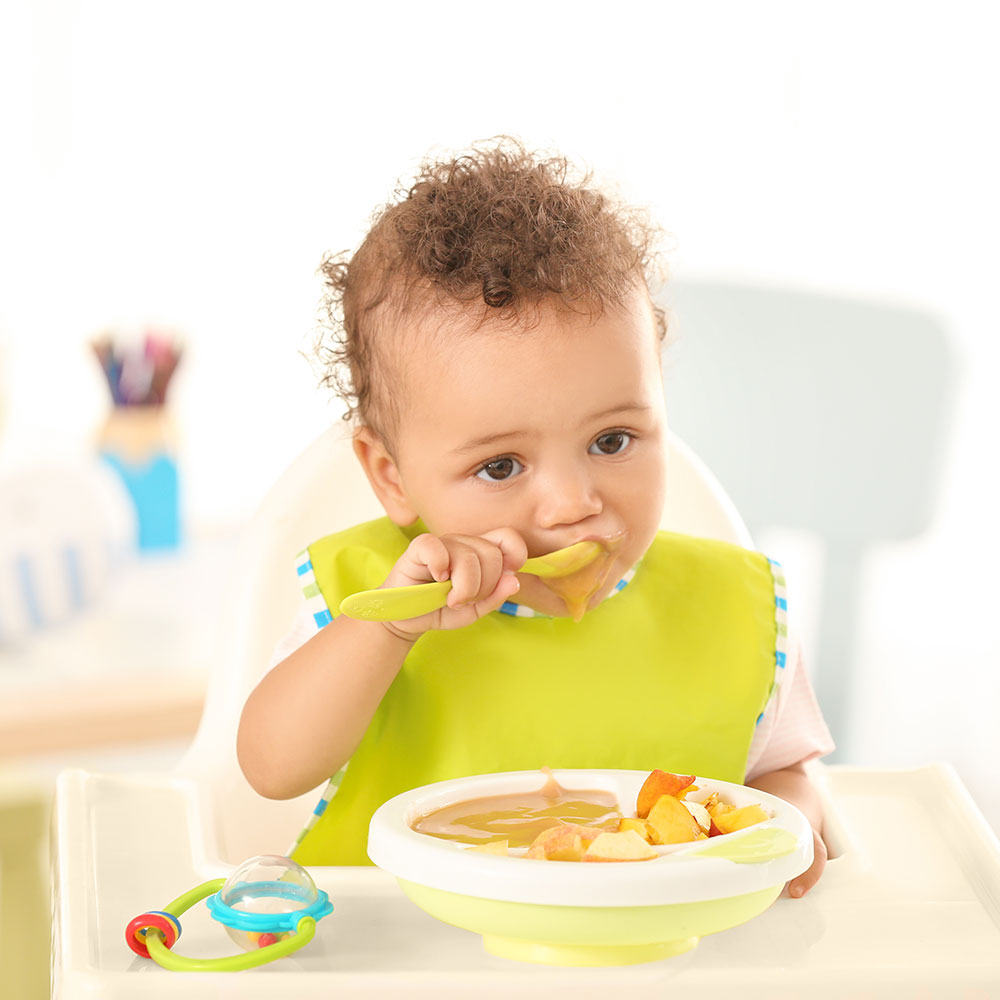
206 881 333 933
147 910 182 942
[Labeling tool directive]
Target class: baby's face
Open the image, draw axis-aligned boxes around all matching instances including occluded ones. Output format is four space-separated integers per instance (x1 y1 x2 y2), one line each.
381 287 668 618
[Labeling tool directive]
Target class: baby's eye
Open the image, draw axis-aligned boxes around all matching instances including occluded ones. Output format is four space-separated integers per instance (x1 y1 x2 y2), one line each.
474 456 524 482
589 431 632 455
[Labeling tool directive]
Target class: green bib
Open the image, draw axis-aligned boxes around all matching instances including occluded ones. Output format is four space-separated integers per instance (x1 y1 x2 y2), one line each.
292 518 780 866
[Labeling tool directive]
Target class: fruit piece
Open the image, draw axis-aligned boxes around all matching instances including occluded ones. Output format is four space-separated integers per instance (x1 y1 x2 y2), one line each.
541 822 605 847
701 791 720 813
682 799 712 832
676 784 699 800
618 817 657 843
646 793 703 844
582 830 658 862
706 798 734 820
713 804 770 835
708 819 726 837
636 770 697 818
531 828 586 861
547 835 585 861
466 840 509 855
525 823 604 861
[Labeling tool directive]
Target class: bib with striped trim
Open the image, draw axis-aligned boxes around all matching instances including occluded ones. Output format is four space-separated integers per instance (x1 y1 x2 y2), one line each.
291 517 784 865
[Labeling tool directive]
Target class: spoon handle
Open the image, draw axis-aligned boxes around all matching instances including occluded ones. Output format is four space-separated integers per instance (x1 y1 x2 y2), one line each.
339 580 453 622
337 543 599 622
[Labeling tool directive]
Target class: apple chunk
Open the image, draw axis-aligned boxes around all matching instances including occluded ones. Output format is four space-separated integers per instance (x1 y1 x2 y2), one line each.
583 830 658 862
646 793 703 844
682 799 712 832
636 770 696 818
524 823 603 861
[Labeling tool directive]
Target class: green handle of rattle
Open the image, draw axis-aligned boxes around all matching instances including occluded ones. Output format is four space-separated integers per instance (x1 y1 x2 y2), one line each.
143 878 317 972
146 916 316 972
163 878 226 916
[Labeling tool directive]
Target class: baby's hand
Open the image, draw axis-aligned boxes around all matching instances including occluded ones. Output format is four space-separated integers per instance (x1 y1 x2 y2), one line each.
786 827 828 898
379 529 527 638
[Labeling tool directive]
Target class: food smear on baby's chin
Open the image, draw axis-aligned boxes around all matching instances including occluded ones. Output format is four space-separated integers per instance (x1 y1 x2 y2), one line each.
544 540 623 621
410 768 621 847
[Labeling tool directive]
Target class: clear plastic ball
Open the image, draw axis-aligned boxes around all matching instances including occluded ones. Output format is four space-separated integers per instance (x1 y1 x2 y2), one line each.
217 855 319 952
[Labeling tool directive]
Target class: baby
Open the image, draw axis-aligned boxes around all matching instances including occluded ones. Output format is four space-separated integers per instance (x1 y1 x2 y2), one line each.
238 138 833 895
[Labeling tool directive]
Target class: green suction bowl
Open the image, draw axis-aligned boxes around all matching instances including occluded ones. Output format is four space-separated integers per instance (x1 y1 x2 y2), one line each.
371 770 814 967
398 879 783 966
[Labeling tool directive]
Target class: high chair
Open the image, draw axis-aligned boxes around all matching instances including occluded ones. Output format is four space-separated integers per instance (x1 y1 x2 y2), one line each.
52 427 1000 998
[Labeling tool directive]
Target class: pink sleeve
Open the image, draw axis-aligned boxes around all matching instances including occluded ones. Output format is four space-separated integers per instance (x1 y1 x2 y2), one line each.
744 635 835 782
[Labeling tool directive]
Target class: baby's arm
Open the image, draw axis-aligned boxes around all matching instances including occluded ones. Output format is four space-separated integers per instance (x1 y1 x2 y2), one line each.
745 760 827 897
237 529 525 800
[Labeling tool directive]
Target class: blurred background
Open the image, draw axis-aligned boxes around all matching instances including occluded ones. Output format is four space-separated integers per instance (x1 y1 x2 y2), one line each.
2 1 998 995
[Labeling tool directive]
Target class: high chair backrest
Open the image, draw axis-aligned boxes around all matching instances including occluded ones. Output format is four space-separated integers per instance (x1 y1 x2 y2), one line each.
178 426 753 863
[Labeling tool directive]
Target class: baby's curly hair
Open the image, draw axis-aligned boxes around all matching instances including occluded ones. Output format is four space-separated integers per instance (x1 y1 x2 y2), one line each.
315 136 668 445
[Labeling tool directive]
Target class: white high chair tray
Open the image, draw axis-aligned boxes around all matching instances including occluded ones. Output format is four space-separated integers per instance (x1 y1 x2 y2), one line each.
54 763 1000 998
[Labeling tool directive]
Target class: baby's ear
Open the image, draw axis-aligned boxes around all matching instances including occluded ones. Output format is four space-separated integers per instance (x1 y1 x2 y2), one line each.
353 428 420 526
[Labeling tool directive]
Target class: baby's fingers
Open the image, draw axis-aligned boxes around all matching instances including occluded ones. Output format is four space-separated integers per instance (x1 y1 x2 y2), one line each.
445 534 515 607
468 570 521 618
390 534 453 587
480 527 529 574
445 542 486 607
384 530 524 633
787 829 827 898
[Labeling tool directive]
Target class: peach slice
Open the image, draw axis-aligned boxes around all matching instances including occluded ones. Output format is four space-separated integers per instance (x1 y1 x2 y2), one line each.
701 791 721 813
712 804 770 835
705 795 734 820
618 816 659 843
547 835 586 862
525 822 603 861
531 827 586 861
583 830 658 862
636 770 696 818
646 793 703 844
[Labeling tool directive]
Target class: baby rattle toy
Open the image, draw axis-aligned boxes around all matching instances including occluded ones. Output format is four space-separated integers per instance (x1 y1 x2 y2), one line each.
125 855 332 971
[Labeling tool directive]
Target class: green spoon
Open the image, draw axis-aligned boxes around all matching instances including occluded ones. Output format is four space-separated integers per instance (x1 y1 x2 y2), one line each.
338 540 602 622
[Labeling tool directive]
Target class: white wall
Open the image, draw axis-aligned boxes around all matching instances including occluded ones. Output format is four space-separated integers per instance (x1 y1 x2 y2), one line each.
2 1 998 825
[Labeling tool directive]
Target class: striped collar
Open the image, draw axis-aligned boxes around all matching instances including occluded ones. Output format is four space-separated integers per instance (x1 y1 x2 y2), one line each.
497 565 638 618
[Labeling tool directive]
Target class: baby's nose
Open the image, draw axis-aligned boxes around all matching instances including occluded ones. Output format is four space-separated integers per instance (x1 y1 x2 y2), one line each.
534 466 603 529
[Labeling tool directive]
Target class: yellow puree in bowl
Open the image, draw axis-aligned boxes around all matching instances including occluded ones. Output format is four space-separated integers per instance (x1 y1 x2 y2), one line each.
410 772 622 847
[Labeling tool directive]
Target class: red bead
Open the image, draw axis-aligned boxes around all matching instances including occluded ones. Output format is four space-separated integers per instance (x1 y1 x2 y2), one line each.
125 912 178 958
257 932 278 948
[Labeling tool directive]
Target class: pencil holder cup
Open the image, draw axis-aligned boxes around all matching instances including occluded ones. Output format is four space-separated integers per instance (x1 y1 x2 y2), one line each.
97 405 181 551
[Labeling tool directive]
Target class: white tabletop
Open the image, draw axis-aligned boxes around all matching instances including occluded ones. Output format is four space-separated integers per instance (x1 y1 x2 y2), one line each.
53 763 1000 998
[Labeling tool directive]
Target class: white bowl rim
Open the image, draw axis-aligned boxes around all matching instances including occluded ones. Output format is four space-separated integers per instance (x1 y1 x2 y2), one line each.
367 769 813 907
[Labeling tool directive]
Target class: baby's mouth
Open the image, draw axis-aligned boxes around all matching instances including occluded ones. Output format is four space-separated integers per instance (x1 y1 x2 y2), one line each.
533 535 626 622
